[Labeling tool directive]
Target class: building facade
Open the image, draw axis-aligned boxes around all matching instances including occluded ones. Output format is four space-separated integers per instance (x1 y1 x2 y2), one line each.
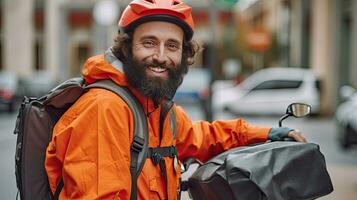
235 0 357 114
2 0 357 114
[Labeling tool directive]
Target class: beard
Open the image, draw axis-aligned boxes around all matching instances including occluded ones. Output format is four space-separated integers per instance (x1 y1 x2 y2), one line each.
123 55 188 105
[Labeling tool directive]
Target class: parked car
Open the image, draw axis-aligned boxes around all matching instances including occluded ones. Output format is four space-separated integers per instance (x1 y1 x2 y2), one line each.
212 67 321 116
22 71 56 98
175 68 210 102
0 71 19 112
335 85 357 149
174 68 210 118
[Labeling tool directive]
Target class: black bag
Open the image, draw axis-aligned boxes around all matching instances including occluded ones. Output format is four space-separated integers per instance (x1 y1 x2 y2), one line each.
187 141 333 200
13 78 150 200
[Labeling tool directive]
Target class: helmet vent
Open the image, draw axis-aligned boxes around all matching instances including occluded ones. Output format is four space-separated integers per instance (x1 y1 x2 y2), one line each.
145 0 154 3
173 0 180 5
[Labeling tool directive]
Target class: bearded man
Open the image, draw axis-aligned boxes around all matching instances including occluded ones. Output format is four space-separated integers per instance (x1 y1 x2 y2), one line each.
45 0 306 199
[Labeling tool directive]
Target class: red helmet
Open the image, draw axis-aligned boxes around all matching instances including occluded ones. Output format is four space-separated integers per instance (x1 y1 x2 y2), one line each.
119 0 194 40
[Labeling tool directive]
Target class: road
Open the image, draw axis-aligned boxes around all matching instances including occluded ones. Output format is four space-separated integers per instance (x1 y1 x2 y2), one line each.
0 112 18 199
1 103 357 199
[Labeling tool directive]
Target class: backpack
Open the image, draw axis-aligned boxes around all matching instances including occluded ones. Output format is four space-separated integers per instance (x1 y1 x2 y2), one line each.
13 49 177 200
185 141 334 200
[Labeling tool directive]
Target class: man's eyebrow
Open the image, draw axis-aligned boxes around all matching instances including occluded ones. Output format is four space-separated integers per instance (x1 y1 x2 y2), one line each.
138 35 182 46
167 38 182 45
139 35 157 41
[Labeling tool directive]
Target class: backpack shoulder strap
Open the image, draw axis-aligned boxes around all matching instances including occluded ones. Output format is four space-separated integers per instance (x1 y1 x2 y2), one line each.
85 80 148 200
170 108 176 139
86 80 148 152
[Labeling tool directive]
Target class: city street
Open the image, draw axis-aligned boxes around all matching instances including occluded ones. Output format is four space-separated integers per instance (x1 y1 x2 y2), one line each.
1 104 357 199
1 0 357 199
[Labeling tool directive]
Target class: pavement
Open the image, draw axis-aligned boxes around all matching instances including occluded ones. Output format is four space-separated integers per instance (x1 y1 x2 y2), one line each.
322 164 357 200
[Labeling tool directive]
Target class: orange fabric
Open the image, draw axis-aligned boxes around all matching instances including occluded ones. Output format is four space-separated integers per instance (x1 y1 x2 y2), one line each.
45 55 270 200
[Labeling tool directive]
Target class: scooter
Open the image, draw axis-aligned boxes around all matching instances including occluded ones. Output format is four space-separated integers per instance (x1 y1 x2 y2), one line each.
180 103 333 200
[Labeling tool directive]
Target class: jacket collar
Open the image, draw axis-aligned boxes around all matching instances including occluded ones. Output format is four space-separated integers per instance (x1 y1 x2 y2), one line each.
82 47 167 115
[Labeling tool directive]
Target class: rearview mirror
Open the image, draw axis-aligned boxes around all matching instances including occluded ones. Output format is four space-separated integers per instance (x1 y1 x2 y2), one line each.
286 103 311 118
279 103 311 127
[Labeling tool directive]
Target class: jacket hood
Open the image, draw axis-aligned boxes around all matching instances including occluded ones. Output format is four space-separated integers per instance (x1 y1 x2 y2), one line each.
82 48 161 114
82 49 129 87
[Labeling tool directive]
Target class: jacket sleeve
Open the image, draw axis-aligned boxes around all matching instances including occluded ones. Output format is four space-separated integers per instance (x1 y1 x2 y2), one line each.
45 89 134 199
175 106 271 163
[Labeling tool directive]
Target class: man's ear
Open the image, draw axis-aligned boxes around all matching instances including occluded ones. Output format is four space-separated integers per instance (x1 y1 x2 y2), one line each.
186 57 194 65
122 46 130 59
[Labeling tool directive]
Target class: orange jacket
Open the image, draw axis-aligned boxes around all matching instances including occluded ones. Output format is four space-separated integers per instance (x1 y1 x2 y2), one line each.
45 54 270 200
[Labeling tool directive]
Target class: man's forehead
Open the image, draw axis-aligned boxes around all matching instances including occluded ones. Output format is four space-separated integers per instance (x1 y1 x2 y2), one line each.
133 21 184 42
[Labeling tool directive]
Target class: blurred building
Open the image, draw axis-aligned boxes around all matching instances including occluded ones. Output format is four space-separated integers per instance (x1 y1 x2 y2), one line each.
234 0 357 115
0 0 234 79
1 0 357 114
2 0 98 80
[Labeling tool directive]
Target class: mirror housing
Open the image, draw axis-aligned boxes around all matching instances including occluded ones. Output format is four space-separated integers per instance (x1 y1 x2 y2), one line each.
286 103 311 118
279 103 311 127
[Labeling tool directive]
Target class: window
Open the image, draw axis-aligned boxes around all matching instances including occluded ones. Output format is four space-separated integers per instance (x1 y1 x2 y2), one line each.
71 43 91 76
251 80 302 90
34 41 44 70
0 43 2 70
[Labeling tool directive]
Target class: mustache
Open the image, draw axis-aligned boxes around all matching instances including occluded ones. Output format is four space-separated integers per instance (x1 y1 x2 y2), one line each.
143 61 172 70
122 54 189 104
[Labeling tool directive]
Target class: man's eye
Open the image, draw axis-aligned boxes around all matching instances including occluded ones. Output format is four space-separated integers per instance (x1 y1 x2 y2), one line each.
167 43 179 50
142 40 156 47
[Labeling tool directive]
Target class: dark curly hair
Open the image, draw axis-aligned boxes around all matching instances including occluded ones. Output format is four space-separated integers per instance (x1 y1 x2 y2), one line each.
111 31 201 68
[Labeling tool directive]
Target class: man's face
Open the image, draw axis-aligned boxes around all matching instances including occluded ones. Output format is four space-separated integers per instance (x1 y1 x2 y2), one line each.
132 21 184 80
123 21 188 104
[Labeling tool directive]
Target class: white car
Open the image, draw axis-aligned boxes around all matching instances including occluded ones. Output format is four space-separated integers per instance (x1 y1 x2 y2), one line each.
174 68 210 119
212 67 320 115
175 68 210 103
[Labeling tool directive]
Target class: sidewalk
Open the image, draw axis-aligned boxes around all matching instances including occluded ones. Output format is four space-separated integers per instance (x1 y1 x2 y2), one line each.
320 164 357 200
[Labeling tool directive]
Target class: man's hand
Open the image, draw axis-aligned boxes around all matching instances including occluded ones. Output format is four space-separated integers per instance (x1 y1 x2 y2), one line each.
288 129 307 143
268 127 307 143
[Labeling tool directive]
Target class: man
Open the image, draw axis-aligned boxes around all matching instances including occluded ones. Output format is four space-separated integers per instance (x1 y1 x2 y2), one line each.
45 0 306 199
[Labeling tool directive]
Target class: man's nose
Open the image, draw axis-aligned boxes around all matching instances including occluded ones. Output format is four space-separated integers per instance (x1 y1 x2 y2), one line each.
152 44 167 64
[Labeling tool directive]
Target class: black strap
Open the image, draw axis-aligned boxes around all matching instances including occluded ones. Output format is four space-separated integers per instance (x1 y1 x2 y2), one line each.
130 136 145 200
159 101 174 142
148 146 177 199
178 179 189 200
53 178 64 200
159 160 169 199
147 146 177 162
170 108 176 139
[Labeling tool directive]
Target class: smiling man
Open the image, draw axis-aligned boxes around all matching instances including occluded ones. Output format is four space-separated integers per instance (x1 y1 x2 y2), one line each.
122 21 187 106
45 0 306 199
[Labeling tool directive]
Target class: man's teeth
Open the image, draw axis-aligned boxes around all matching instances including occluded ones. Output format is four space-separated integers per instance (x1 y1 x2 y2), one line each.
148 66 167 73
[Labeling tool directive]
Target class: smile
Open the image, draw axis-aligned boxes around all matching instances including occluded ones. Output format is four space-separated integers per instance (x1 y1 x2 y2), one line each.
148 66 168 73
